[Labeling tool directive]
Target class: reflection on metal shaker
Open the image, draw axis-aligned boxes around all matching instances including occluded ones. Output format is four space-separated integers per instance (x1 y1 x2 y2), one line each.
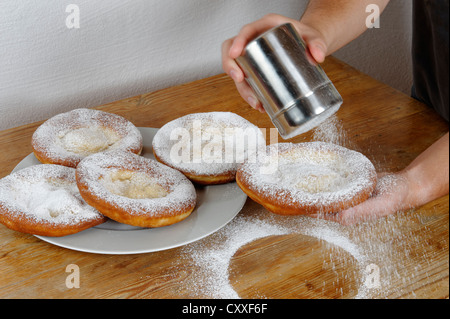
235 23 343 139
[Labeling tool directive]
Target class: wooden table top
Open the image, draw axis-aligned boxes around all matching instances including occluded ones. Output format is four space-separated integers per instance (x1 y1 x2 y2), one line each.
0 56 448 300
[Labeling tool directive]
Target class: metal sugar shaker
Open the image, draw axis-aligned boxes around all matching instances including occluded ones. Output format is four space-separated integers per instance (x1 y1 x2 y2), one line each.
235 23 343 139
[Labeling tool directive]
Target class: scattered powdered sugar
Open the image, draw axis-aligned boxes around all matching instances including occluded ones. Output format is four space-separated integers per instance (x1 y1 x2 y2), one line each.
373 173 406 196
31 108 143 166
170 113 434 300
183 215 290 298
175 115 403 299
312 114 351 147
152 112 266 176
178 199 435 299
0 164 102 225
179 203 426 299
180 211 372 299
76 150 196 216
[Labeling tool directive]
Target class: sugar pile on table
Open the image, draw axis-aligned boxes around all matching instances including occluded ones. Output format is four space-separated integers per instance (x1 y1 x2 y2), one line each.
176 115 429 299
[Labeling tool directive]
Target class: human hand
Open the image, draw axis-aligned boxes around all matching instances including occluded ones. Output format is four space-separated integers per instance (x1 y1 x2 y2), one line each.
221 14 329 112
315 173 412 225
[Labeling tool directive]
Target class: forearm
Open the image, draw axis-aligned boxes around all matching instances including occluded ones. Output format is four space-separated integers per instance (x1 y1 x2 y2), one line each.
402 132 449 207
300 0 390 55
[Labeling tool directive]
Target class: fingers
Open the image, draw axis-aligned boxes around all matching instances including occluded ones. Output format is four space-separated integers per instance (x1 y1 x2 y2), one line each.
311 193 397 225
223 14 291 78
298 26 328 63
327 201 386 225
235 81 265 112
222 15 286 81
222 14 297 112
310 200 388 226
221 38 244 82
308 172 411 225
222 37 264 112
222 13 329 112
229 14 287 59
228 36 247 60
306 38 327 63
312 178 410 225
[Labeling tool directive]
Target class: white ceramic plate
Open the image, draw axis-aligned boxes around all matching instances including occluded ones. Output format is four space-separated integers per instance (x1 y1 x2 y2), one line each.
12 127 247 254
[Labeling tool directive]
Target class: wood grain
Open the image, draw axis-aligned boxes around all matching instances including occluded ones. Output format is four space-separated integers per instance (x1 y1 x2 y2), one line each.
0 56 448 299
229 234 362 299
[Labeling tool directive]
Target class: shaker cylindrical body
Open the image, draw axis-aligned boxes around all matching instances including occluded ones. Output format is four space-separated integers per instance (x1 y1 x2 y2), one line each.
235 23 343 139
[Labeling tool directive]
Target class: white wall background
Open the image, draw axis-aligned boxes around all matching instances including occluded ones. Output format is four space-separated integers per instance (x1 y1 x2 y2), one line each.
0 0 412 130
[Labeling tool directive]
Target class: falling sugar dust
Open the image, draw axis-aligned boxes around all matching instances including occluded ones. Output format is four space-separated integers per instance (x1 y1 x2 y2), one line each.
181 210 373 299
175 115 441 299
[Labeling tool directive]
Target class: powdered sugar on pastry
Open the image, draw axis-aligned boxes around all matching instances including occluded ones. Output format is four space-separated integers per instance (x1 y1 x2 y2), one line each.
58 126 120 156
32 108 143 167
101 170 169 199
236 142 377 215
75 151 197 227
152 112 266 179
0 164 106 236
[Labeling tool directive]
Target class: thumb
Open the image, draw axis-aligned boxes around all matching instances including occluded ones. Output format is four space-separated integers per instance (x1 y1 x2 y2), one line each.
307 38 327 63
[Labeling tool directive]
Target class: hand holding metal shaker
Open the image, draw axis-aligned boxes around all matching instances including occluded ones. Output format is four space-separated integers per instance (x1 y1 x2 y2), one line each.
235 23 343 140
